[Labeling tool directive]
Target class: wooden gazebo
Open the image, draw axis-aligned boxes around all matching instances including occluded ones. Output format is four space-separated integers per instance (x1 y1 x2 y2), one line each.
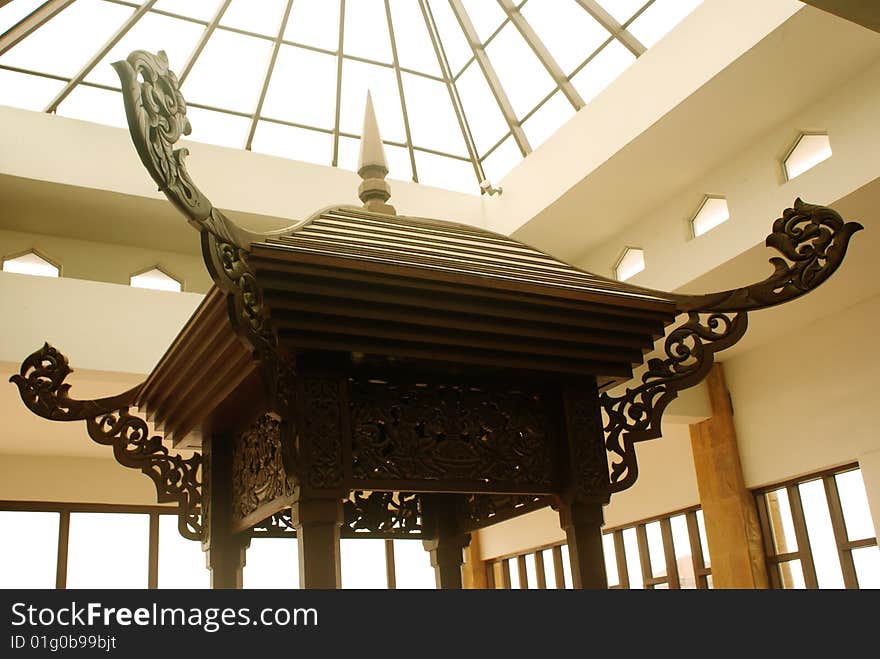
11 50 863 589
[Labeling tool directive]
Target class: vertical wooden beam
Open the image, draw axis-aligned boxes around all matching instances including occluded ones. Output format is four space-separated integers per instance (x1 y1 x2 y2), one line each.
551 545 565 588
292 495 344 589
422 495 469 589
558 501 607 588
462 529 488 589
55 509 70 589
613 529 629 588
823 475 859 589
534 550 547 589
385 538 397 589
148 511 160 589
689 364 769 588
660 518 681 589
203 433 248 589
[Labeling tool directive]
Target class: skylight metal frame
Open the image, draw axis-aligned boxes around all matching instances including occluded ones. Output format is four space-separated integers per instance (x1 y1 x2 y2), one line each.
0 0 683 193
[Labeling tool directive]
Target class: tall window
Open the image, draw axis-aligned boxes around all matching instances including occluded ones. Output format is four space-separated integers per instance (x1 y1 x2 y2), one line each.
485 506 712 589
754 465 879 589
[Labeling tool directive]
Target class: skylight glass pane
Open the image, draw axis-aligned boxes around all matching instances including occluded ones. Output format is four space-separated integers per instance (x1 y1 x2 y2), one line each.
0 69 66 111
784 133 832 180
252 121 332 167
402 72 466 156
344 0 392 64
426 0 472 74
691 196 729 238
456 61 508 155
522 90 574 149
570 39 635 104
481 135 520 185
853 547 880 589
0 0 47 34
337 136 412 182
560 544 572 588
243 538 299 588
389 0 441 76
629 0 702 48
602 534 619 586
600 0 647 24
85 13 204 87
284 0 339 50
183 106 251 149
393 540 435 589
3 251 59 277
261 45 337 129
341 538 387 588
645 521 666 578
130 268 182 292
339 59 405 143
622 527 643 588
0 0 133 78
220 0 287 37
522 0 611 75
615 247 644 281
0 511 59 588
157 514 209 589
153 0 222 21
670 515 696 588
182 30 271 113
484 23 554 118
56 85 127 128
414 151 477 194
67 512 149 588
460 0 506 43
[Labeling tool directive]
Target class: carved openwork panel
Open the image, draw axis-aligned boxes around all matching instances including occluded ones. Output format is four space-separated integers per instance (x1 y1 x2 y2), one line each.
231 414 295 524
349 379 558 490
250 491 425 539
460 494 549 532
300 378 345 490
564 383 610 504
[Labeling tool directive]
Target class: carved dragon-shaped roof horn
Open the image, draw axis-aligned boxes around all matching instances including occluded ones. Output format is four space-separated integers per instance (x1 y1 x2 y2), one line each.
9 48 863 543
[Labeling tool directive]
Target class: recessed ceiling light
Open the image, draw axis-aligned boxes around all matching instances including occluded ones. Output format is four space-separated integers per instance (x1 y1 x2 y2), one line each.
130 267 182 292
2 251 60 278
691 196 729 238
614 247 645 282
784 133 832 180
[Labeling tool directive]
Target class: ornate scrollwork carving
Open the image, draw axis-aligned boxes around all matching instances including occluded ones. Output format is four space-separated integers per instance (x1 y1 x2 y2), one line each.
344 491 422 538
301 378 345 490
350 379 557 489
564 383 610 504
672 199 863 312
601 312 747 493
10 344 202 540
231 414 295 523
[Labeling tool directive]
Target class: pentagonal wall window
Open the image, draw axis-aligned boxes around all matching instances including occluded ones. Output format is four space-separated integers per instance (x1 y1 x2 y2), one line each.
614 247 645 282
784 133 832 181
690 196 729 238
2 250 60 278
130 267 182 292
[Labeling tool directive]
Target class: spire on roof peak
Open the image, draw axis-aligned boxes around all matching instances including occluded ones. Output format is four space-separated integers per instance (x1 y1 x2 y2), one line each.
357 91 395 215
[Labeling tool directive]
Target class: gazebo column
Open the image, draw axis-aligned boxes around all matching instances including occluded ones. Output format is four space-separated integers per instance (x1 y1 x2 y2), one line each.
203 433 248 589
291 494 344 589
422 495 470 589
558 501 607 589
559 380 611 589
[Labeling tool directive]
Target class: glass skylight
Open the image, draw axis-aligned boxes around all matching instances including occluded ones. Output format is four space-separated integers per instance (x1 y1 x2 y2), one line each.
0 0 701 193
690 196 729 238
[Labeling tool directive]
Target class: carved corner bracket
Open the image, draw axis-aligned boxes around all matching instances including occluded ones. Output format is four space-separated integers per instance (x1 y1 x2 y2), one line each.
10 343 203 540
605 198 863 494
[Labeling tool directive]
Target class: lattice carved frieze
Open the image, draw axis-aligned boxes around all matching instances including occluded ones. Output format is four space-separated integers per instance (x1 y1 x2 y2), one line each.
460 494 549 532
349 379 557 489
301 378 345 490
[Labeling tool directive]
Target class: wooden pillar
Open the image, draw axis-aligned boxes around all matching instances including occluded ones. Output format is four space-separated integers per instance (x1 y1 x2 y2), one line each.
689 363 769 588
203 433 248 589
422 495 470 589
559 379 610 589
462 530 488 589
291 495 344 589
558 501 607 589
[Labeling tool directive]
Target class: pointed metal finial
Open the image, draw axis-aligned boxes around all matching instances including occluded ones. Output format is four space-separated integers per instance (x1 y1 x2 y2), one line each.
357 91 395 215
